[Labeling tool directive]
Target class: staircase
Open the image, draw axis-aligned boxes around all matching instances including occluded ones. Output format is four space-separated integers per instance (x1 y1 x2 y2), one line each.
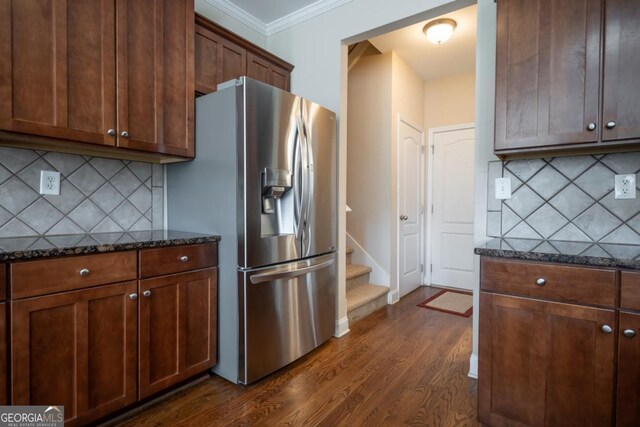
346 247 389 323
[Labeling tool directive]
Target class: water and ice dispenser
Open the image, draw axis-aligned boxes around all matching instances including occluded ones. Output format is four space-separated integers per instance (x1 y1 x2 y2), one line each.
261 168 294 236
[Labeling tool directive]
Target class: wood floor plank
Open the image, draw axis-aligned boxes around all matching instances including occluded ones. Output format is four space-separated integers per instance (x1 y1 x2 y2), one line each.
114 287 478 426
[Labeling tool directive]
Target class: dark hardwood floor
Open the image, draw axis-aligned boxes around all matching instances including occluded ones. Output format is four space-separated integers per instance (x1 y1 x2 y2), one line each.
115 286 478 426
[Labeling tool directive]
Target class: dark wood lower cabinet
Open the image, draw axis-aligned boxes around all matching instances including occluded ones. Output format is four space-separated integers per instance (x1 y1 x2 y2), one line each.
139 268 217 399
617 312 640 427
479 292 615 427
10 281 138 426
0 302 6 406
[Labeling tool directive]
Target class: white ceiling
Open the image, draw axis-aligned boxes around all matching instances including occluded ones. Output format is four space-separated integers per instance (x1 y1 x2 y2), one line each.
369 4 477 82
206 0 352 36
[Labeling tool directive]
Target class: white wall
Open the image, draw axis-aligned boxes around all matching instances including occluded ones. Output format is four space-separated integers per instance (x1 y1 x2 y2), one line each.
424 71 476 132
347 53 392 273
195 0 267 48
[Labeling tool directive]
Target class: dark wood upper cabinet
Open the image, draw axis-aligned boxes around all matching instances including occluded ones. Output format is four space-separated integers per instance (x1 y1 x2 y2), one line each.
495 0 640 156
195 14 293 95
601 0 640 143
0 0 116 147
116 0 194 157
495 0 601 152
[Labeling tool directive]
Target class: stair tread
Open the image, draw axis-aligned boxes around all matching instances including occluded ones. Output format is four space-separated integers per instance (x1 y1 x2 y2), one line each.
346 263 372 280
347 283 389 312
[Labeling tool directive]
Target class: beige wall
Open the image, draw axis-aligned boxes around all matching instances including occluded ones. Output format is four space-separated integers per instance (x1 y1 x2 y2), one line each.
347 53 393 273
424 71 476 132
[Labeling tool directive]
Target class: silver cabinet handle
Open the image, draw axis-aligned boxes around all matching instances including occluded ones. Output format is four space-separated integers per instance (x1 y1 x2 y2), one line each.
601 324 613 334
624 329 636 338
79 268 90 276
180 256 189 262
535 277 546 286
107 128 116 136
120 130 129 138
143 290 151 297
129 293 138 300
586 122 597 131
606 121 616 129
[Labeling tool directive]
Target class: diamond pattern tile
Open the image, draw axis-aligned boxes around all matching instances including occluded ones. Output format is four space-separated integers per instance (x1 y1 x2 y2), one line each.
549 184 594 220
574 163 615 200
90 157 125 180
0 147 39 173
580 245 612 258
128 162 152 182
0 177 39 215
599 191 640 221
129 185 152 213
533 241 559 254
628 213 640 235
111 200 142 230
44 180 85 214
111 168 142 197
505 186 544 218
600 225 640 245
68 200 107 231
43 152 86 176
574 204 622 241
16 157 56 191
92 183 125 214
504 159 546 181
504 222 543 239
0 164 13 185
548 241 591 255
550 223 591 242
45 218 85 235
0 218 37 237
68 163 105 196
525 205 567 238
527 165 569 200
600 152 640 174
0 206 12 228
19 199 64 234
549 156 596 180
501 204 521 235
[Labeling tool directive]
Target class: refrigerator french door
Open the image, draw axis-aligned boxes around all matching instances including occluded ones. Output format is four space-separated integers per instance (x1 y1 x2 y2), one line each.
167 77 337 384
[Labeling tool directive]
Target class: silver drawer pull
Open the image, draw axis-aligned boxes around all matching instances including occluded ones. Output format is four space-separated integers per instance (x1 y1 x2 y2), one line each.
143 290 151 297
624 329 636 338
601 324 613 334
535 277 546 286
180 256 189 262
79 268 90 277
129 293 138 300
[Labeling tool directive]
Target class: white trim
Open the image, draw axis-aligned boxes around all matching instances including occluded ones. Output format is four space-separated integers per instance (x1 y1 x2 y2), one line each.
267 0 353 35
468 353 478 379
334 316 350 337
424 122 475 287
206 0 353 37
205 0 267 35
387 289 400 305
396 114 425 299
346 232 390 287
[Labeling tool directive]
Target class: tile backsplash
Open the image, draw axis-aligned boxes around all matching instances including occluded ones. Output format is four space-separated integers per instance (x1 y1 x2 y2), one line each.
0 147 164 238
487 152 640 244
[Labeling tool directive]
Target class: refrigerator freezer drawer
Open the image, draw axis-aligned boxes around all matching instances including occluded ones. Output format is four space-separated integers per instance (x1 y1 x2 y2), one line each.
239 253 336 384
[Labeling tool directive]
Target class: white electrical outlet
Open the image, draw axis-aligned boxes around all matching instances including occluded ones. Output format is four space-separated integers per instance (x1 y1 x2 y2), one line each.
39 170 61 195
495 177 512 200
614 174 636 199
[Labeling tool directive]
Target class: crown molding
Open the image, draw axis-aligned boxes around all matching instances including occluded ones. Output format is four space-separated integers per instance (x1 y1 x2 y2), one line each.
266 0 352 35
205 0 267 35
206 0 353 37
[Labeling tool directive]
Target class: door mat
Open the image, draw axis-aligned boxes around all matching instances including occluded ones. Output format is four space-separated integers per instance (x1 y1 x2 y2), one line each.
417 290 473 318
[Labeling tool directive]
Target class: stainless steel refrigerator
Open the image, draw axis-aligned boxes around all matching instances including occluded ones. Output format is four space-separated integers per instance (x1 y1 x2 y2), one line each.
167 77 337 384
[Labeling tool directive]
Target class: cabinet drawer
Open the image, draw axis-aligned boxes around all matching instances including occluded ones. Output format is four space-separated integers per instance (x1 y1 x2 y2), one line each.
10 252 137 299
480 258 616 307
621 271 640 311
139 243 217 278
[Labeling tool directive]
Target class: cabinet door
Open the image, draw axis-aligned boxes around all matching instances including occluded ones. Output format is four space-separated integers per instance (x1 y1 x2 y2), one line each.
494 0 602 151
617 312 640 427
139 268 217 399
195 24 246 95
10 281 137 427
116 0 194 157
270 64 291 91
246 52 271 85
602 0 640 143
0 302 5 406
479 292 615 426
0 0 116 146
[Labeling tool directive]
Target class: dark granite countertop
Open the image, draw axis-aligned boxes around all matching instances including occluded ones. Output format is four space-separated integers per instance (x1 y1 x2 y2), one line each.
475 238 640 269
0 230 220 261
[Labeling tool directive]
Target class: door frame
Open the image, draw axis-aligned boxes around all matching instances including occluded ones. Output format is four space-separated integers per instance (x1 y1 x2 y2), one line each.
425 122 475 286
396 114 426 299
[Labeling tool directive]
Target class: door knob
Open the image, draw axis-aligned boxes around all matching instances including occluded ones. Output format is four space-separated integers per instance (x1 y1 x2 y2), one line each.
586 122 597 131
400 215 408 221
606 121 616 129
624 329 636 338
601 324 613 334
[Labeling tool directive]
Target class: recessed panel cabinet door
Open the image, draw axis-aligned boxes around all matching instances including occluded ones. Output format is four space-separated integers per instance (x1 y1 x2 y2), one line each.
116 0 194 157
479 292 615 426
195 24 246 95
602 0 640 143
0 0 116 146
10 281 138 427
617 312 640 427
494 0 602 151
139 268 217 399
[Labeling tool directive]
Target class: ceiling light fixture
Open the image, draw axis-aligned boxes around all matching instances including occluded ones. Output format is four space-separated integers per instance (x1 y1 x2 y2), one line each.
423 18 457 44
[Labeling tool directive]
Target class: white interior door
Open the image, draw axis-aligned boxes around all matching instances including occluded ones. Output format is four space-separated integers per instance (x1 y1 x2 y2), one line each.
430 126 475 291
399 118 424 298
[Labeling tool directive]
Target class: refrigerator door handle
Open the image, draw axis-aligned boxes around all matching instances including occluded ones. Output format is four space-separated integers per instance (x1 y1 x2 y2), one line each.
293 115 303 241
302 110 314 255
249 255 335 284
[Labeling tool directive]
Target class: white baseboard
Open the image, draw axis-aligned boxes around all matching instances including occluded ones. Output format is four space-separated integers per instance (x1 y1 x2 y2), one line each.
334 316 350 337
468 353 478 379
346 232 390 286
387 289 399 304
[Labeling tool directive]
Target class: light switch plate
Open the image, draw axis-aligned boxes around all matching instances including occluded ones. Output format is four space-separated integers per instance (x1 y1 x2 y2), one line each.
615 174 636 199
495 177 512 199
39 170 60 195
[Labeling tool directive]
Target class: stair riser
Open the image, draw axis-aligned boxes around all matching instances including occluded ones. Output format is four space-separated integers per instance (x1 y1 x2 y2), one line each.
348 294 388 324
347 272 370 289
346 252 353 265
